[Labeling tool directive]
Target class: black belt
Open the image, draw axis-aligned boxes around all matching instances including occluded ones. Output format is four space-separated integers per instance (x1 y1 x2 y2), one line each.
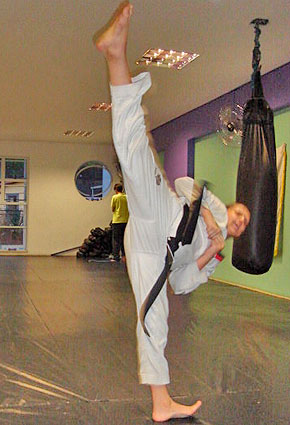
140 184 205 336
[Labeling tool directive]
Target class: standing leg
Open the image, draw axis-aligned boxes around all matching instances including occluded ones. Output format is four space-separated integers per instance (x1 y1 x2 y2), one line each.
95 2 201 421
119 223 126 258
112 223 121 261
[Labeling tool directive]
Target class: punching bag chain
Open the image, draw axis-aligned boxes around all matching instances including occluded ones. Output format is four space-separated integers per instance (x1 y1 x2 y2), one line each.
250 18 269 87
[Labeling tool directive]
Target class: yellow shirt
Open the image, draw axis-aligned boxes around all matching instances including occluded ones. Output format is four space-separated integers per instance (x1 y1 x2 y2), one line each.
111 193 129 223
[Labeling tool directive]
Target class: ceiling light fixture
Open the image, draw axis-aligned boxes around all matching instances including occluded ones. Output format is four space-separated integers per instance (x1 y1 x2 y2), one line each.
136 48 199 70
64 130 94 138
89 102 112 111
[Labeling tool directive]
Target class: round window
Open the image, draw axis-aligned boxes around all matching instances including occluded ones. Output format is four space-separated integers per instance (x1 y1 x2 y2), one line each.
75 161 112 200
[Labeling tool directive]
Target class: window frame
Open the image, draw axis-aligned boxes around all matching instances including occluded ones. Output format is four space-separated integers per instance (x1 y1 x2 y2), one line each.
0 157 28 252
74 160 112 201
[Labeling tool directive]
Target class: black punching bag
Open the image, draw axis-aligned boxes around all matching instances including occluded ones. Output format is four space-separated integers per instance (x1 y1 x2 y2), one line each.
232 19 277 274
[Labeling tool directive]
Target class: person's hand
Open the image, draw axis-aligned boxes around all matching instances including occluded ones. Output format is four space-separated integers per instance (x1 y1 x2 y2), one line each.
196 230 225 271
206 222 221 239
201 206 221 239
210 233 225 253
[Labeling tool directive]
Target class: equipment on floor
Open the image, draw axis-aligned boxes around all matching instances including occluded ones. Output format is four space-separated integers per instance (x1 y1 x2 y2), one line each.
51 246 81 256
232 18 277 274
77 226 112 259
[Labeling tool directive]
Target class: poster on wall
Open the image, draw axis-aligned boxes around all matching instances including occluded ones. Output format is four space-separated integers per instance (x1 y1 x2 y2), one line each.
274 143 287 256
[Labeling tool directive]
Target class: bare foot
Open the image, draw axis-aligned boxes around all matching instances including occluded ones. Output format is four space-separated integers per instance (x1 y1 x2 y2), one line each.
151 386 201 423
152 399 202 422
94 1 133 60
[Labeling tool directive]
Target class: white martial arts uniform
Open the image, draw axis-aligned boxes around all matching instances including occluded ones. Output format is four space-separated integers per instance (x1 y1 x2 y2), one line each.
110 72 228 385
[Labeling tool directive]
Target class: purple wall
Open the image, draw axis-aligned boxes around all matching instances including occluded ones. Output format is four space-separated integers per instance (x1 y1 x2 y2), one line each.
152 62 290 186
164 138 188 188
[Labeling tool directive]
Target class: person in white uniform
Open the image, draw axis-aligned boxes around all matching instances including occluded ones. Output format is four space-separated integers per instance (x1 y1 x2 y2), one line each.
95 2 250 422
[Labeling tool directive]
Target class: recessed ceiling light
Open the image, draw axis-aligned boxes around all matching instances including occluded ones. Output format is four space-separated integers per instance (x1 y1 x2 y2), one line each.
89 102 112 111
64 130 94 138
136 48 199 70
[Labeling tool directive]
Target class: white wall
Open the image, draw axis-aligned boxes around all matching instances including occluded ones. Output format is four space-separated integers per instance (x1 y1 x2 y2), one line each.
0 139 117 255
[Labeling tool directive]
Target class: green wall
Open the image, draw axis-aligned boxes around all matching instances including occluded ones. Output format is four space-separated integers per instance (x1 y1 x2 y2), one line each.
158 151 165 167
195 108 289 298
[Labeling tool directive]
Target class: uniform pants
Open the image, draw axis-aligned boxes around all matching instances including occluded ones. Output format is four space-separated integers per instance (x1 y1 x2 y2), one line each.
111 73 184 385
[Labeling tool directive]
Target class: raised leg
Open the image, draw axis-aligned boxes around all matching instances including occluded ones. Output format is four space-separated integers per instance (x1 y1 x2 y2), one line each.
95 1 132 86
95 2 202 421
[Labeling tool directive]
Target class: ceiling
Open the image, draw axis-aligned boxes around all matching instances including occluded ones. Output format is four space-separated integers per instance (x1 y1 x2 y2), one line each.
0 0 289 145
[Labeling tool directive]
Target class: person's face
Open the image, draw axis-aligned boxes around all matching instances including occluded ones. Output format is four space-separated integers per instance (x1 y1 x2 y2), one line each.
227 203 250 238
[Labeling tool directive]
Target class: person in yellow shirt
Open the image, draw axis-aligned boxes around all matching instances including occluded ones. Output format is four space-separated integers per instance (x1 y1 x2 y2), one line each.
111 183 129 262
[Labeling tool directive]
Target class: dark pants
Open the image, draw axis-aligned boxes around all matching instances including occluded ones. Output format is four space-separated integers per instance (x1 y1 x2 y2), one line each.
112 223 127 261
